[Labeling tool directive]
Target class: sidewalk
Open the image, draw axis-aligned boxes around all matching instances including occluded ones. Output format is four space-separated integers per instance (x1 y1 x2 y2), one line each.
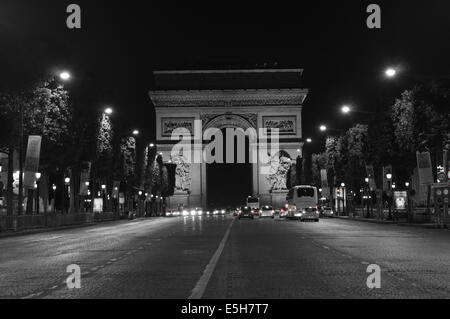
334 215 441 229
0 213 149 239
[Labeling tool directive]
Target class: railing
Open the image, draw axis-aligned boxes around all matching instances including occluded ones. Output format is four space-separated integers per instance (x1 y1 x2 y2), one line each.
0 212 119 232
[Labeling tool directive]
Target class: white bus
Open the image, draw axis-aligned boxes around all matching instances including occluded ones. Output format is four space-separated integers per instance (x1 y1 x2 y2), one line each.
246 196 260 212
286 185 319 222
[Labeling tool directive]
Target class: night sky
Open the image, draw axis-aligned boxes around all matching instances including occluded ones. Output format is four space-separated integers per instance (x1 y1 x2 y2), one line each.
1 0 450 146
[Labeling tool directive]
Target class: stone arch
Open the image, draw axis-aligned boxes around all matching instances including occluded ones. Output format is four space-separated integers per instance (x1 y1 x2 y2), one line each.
203 113 255 132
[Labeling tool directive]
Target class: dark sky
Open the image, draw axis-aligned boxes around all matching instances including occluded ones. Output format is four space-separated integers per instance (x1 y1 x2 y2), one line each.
1 0 450 146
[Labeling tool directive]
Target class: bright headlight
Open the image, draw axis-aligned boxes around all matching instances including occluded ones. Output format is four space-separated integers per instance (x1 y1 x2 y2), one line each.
182 210 189 216
190 210 196 216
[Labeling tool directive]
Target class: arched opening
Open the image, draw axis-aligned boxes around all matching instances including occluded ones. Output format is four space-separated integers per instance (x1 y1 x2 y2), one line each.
206 127 253 209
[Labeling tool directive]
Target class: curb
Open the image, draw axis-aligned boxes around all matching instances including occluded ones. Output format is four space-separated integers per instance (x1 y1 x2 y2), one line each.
334 216 439 229
0 216 152 239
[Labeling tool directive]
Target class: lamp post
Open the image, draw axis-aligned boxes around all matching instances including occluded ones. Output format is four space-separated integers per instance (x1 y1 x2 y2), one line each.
64 177 70 214
405 181 412 222
35 172 41 214
386 173 393 220
52 184 57 214
364 178 370 218
101 184 106 212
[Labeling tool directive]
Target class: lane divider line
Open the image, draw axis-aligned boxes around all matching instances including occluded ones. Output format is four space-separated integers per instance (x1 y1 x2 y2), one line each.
189 219 235 299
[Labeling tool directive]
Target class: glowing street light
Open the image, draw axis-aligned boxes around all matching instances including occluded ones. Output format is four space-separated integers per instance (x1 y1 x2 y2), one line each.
306 138 312 143
64 177 71 185
132 130 139 136
405 182 410 187
35 172 41 180
385 68 397 78
59 71 71 81
341 183 345 187
149 143 155 148
104 107 113 115
319 125 327 132
341 105 351 114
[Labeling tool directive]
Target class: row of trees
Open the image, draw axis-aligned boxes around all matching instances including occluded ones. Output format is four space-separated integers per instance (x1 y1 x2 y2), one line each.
0 77 169 215
309 81 450 200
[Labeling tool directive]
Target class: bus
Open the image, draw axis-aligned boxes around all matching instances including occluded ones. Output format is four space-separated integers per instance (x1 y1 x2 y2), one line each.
246 196 260 213
286 185 319 221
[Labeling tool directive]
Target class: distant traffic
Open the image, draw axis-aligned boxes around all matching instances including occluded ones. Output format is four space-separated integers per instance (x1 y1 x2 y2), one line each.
163 185 335 222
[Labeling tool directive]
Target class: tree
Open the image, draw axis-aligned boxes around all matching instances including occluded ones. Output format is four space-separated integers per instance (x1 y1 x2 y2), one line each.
390 83 450 184
345 124 369 190
311 152 328 188
0 78 73 214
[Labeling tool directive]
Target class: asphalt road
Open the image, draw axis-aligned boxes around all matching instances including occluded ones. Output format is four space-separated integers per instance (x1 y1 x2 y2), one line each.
1 215 450 299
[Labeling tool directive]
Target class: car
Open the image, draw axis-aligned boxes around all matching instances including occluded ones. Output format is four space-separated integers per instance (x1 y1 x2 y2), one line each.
212 208 226 216
259 205 275 218
166 210 181 217
119 210 137 220
299 206 320 222
278 207 288 218
238 206 254 219
321 206 334 218
187 207 204 216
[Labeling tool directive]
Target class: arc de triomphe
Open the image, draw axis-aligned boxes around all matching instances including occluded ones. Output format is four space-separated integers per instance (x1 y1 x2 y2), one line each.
149 69 308 209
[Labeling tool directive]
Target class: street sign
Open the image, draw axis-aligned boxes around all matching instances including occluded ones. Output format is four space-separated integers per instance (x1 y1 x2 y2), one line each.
23 135 42 189
393 191 407 210
93 198 103 212
416 151 434 185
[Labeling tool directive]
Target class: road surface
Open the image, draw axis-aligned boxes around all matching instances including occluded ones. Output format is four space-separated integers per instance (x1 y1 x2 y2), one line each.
1 216 449 299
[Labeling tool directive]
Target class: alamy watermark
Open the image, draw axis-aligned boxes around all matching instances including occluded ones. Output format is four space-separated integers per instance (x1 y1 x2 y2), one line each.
66 264 81 289
366 264 381 289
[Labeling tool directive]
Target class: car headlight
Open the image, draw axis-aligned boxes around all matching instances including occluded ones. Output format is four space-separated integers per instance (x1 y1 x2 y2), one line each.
206 211 210 215
182 210 189 216
197 210 203 215
213 210 219 215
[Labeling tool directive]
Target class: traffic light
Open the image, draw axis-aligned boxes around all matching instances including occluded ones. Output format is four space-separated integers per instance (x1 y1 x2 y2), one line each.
433 184 450 223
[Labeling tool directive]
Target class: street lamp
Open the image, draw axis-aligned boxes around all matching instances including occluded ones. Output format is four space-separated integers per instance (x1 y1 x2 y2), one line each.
59 71 71 81
35 172 41 214
306 138 312 143
341 183 345 187
104 107 113 115
52 184 57 213
132 130 140 136
63 177 70 214
149 143 155 148
385 68 397 78
405 182 410 187
341 105 351 114
319 125 327 132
